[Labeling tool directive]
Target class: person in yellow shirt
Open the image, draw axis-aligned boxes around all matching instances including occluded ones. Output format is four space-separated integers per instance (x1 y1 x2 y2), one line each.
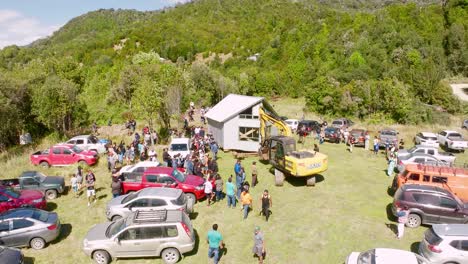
241 188 253 219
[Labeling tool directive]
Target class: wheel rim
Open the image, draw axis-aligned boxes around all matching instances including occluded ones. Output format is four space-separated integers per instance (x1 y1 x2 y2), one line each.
94 252 107 264
163 250 177 262
408 216 418 227
47 191 56 199
32 238 44 249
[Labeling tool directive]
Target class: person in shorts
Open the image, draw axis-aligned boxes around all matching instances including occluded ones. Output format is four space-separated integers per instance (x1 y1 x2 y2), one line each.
204 176 214 206
85 173 96 206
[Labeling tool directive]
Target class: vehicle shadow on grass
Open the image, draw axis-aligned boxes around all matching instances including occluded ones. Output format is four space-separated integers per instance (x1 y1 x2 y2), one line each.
23 256 35 264
410 242 420 253
46 202 57 211
385 203 397 222
189 212 199 220
285 174 325 187
184 229 200 257
51 223 72 244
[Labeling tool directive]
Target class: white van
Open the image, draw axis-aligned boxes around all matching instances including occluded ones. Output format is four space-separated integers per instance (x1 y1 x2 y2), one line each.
168 138 191 158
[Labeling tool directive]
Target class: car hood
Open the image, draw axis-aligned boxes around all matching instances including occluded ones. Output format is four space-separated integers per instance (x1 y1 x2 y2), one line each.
85 222 112 241
346 252 359 264
19 189 44 200
0 247 22 264
107 195 127 208
42 176 65 186
183 174 205 186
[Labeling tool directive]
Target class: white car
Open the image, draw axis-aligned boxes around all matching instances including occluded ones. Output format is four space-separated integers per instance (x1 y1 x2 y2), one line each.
168 138 191 159
285 119 299 131
437 130 468 152
397 153 447 172
419 224 468 264
414 132 439 148
66 135 106 154
118 161 160 176
346 248 428 264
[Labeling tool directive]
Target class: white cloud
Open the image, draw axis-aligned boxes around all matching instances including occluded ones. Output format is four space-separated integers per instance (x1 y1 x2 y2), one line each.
0 9 59 49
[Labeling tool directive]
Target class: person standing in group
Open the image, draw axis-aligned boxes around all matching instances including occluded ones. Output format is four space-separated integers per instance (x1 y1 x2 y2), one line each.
111 176 122 198
343 129 350 145
373 136 380 155
260 190 272 222
241 187 253 219
234 160 242 198
349 135 355 153
207 224 224 264
251 161 258 188
253 226 266 264
204 176 214 206
226 176 236 208
387 152 397 177
396 206 409 239
76 166 83 193
215 174 224 202
70 174 78 198
85 172 96 206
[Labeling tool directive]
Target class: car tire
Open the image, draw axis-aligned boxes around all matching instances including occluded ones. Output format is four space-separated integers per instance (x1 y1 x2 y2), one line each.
186 194 195 213
306 176 316 186
406 213 421 228
30 237 46 250
274 169 284 186
45 189 58 200
111 215 122 221
92 250 111 264
39 161 49 168
161 248 180 264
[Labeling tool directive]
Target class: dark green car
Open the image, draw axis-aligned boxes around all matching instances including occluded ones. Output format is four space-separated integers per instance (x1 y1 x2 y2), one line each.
0 171 65 200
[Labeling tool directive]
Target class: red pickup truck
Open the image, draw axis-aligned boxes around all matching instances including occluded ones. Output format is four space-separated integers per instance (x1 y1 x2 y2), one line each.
0 186 47 213
121 167 206 202
30 144 98 168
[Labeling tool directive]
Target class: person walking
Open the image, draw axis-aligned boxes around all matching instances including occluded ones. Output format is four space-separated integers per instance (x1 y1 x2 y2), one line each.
207 224 224 264
76 166 83 191
204 176 214 206
260 190 272 222
85 172 96 206
226 176 236 208
396 206 409 239
253 226 266 264
215 174 224 202
111 176 122 198
70 174 78 198
241 187 253 219
373 136 380 155
251 161 258 188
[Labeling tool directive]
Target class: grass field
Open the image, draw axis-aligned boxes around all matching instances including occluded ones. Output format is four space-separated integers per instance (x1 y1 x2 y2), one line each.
0 99 467 264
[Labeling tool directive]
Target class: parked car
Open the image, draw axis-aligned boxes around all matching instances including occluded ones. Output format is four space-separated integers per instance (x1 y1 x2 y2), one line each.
346 248 428 264
118 161 160 177
0 208 60 250
397 153 448 173
349 129 367 147
394 164 468 202
285 119 299 132
391 184 468 228
331 118 353 129
0 246 23 264
30 144 98 168
397 145 456 165
462 119 468 129
0 171 65 200
297 120 321 135
438 130 468 152
66 135 106 154
414 132 439 148
379 128 398 147
168 138 191 159
324 127 341 143
106 187 194 221
121 167 205 202
419 224 468 264
0 187 46 213
83 210 195 264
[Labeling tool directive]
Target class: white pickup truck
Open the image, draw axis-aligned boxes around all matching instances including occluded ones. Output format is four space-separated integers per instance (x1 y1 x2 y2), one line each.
397 145 456 164
66 135 107 154
437 130 468 152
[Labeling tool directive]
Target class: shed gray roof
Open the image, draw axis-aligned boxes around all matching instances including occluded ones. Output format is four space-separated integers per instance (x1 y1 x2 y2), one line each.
205 94 264 123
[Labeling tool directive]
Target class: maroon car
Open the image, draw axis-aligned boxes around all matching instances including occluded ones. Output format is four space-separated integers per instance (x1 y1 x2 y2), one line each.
30 144 98 168
0 186 47 213
349 129 367 147
121 167 206 202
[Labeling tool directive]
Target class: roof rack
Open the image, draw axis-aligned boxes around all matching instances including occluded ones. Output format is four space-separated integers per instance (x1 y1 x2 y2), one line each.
416 162 468 177
133 210 167 223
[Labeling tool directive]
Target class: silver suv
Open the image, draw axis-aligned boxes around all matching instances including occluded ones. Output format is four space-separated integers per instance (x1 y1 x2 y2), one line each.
419 224 468 264
105 187 194 221
83 210 195 264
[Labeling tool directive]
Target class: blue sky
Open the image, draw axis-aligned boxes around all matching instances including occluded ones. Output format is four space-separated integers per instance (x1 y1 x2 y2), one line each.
0 0 188 48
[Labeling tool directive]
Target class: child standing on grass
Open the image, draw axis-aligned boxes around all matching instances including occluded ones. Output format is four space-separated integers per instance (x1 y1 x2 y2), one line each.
70 174 78 198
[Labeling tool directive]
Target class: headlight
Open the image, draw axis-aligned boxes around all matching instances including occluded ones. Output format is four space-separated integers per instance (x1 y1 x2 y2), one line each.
33 198 43 203
195 185 204 191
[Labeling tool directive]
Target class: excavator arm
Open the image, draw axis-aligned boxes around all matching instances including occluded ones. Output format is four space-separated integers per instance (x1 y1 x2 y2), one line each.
259 107 292 143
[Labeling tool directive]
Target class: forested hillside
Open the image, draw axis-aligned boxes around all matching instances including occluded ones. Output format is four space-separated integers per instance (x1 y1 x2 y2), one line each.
0 0 467 148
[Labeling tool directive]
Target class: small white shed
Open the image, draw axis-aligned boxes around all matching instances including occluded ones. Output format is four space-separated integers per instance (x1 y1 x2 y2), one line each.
205 94 265 152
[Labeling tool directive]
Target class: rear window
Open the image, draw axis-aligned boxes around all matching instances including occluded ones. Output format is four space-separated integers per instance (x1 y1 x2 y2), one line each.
425 228 442 245
171 194 187 206
171 144 188 151
31 210 49 222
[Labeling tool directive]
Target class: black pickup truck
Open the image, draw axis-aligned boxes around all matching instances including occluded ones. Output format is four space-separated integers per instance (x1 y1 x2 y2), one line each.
0 171 65 200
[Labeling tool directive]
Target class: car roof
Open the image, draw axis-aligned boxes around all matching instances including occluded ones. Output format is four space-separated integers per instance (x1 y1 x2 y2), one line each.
133 161 160 167
402 184 452 195
432 224 468 237
128 209 184 225
145 167 175 174
69 135 91 140
412 145 436 149
138 187 182 198
52 143 74 148
299 120 317 124
407 153 439 159
441 130 460 134
0 208 41 219
325 127 338 131
419 132 437 137
170 138 190 144
373 248 420 263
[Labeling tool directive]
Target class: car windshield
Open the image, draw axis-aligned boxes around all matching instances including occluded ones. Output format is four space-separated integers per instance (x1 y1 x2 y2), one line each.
121 192 138 204
72 146 84 153
31 210 49 222
332 121 342 125
357 249 375 264
172 169 186 182
106 218 127 238
35 172 46 182
88 136 99 144
171 144 188 151
325 128 336 133
381 130 397 136
3 189 20 199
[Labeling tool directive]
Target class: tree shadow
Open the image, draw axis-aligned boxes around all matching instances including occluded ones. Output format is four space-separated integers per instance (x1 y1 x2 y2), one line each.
46 202 57 211
23 256 35 264
52 223 72 244
386 203 397 222
97 194 108 200
185 229 200 257
410 242 421 253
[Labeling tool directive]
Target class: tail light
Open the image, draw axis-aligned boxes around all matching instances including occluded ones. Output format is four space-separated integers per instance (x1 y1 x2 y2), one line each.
181 222 192 238
428 244 442 253
47 224 57 230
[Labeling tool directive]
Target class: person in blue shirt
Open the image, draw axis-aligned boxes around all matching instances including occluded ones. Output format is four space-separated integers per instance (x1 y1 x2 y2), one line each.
207 224 224 264
234 160 242 198
210 142 219 160
225 176 236 208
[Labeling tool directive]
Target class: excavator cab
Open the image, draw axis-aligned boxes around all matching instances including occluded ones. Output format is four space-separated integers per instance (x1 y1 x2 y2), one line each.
259 136 296 169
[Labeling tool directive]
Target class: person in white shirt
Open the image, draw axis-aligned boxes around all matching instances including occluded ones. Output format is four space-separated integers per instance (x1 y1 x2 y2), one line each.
204 178 214 206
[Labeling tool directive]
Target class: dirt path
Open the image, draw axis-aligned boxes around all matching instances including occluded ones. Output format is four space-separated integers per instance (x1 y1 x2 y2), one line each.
450 83 468 102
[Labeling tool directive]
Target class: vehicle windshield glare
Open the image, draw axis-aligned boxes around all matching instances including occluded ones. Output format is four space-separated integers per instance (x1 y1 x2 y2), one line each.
72 146 84 153
171 144 188 151
106 218 126 238
121 192 138 204
357 249 375 264
172 169 186 182
3 189 20 199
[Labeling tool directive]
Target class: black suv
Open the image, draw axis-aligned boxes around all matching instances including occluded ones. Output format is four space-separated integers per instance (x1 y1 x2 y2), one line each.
297 120 321 136
392 184 468 228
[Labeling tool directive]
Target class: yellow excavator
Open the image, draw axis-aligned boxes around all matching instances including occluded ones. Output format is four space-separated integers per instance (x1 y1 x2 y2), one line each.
258 107 328 186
